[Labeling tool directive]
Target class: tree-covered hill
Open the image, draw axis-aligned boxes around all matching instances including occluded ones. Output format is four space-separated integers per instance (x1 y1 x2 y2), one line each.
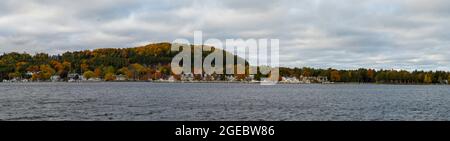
0 42 247 81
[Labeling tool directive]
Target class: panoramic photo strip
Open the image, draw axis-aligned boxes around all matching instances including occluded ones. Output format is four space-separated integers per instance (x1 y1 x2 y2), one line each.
1 0 449 139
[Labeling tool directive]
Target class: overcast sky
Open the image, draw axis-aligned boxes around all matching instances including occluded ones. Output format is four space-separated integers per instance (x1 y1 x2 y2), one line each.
0 0 449 70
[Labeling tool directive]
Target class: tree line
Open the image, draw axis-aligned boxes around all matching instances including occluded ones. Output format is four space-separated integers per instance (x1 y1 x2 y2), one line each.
1 42 449 84
279 67 450 84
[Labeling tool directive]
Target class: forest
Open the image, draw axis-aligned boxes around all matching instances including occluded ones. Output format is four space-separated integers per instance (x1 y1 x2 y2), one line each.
0 42 247 81
1 42 449 84
279 67 450 84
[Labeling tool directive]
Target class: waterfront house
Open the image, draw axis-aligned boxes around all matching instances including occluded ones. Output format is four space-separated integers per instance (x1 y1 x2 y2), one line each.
245 75 255 82
10 78 18 83
26 71 36 76
51 75 61 82
282 76 300 83
226 75 236 82
181 73 194 81
299 76 312 84
167 76 177 82
317 76 329 83
115 74 127 81
68 73 84 82
213 74 224 81
68 73 81 80
203 75 215 81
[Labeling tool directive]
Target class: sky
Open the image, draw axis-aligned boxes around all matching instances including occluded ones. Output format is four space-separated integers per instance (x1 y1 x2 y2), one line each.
0 0 449 71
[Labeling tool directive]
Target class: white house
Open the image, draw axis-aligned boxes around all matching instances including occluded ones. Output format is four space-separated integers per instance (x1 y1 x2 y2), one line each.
282 76 300 83
167 76 177 82
51 75 61 82
115 74 127 81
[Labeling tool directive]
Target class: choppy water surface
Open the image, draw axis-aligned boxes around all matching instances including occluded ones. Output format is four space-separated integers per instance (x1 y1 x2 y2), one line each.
0 82 449 121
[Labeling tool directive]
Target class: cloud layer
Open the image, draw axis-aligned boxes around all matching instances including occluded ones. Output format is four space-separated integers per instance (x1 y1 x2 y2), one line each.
0 0 449 70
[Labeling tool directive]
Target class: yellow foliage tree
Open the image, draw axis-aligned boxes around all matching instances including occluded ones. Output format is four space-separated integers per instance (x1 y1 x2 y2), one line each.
118 67 130 80
104 72 116 81
130 63 145 80
330 70 341 82
62 61 71 72
39 65 55 80
80 63 89 72
94 68 102 78
424 74 433 84
367 69 375 82
448 76 450 85
83 71 95 80
15 62 29 73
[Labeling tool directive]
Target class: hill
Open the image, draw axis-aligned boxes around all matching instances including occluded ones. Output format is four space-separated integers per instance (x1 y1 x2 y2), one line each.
0 42 248 81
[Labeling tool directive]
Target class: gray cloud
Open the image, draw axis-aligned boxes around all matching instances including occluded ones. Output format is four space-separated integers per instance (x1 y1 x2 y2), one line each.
0 0 449 70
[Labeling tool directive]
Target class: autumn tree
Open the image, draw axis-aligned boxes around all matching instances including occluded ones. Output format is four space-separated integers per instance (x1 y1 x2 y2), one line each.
94 68 102 78
103 66 115 75
158 65 171 76
302 68 311 77
50 60 65 77
32 65 56 80
83 71 95 80
330 70 341 82
8 72 20 79
27 65 40 73
153 71 162 80
448 75 450 85
367 69 375 82
80 63 90 73
15 61 29 78
375 71 386 83
129 63 145 80
424 74 433 84
42 65 55 80
62 61 72 72
104 73 116 81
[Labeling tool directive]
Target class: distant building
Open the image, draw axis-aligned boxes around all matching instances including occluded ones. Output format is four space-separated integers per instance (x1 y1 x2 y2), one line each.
282 76 300 83
68 73 81 80
226 75 236 82
245 75 255 81
181 73 194 81
68 73 83 82
115 74 127 81
317 76 329 83
298 75 311 84
10 78 18 83
51 75 61 82
26 71 36 76
167 76 177 82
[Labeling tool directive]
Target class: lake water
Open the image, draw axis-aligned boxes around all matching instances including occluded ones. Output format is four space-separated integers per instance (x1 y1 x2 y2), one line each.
0 82 449 121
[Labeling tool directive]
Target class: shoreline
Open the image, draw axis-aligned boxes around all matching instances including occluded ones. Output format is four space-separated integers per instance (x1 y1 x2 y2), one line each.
1 80 449 86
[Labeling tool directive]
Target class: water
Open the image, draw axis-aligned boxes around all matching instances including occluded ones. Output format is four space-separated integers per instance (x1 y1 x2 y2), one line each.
0 82 449 121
